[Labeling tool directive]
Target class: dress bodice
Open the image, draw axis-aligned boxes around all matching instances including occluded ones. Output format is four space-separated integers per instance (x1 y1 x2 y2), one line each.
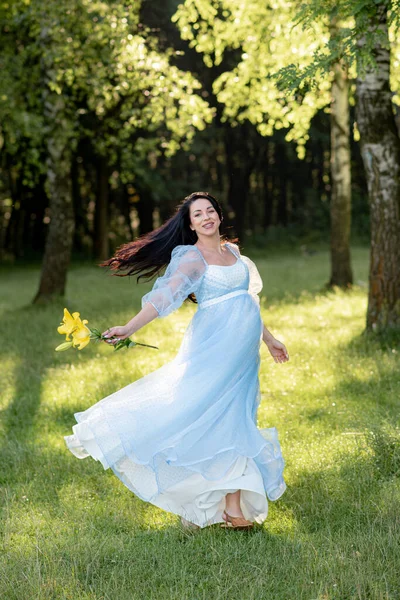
141 242 263 318
194 254 249 306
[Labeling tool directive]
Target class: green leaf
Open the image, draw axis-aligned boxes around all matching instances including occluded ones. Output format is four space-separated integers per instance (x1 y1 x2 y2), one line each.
89 327 101 336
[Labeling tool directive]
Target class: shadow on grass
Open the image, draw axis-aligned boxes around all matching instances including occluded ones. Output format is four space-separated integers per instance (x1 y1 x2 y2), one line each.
1 259 399 598
2 434 399 600
0 300 390 598
285 444 394 534
0 301 103 441
299 325 400 433
0 303 62 438
334 329 400 416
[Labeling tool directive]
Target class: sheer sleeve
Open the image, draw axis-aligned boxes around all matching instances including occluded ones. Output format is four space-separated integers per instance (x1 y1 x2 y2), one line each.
141 245 207 318
241 256 263 307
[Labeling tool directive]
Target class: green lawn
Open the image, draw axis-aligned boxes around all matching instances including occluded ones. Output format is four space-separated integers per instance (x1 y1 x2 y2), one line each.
1 246 399 600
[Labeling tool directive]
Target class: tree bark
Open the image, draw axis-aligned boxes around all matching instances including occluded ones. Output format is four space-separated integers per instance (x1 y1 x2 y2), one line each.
356 3 400 330
329 18 353 288
33 94 75 303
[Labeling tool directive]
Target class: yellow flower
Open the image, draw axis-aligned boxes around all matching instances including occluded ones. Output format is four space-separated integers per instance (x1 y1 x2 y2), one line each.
71 319 91 350
57 308 81 340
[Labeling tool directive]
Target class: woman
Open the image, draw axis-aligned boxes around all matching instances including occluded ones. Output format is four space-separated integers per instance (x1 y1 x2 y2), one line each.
65 191 288 530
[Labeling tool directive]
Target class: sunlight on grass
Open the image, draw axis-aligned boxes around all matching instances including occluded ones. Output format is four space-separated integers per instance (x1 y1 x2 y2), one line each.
1 247 399 599
0 357 19 427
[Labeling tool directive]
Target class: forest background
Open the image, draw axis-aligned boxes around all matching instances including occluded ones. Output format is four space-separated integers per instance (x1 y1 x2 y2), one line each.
1 2 400 598
1 0 399 333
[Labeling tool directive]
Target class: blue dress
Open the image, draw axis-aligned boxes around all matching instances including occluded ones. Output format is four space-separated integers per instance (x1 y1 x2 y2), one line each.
65 242 286 527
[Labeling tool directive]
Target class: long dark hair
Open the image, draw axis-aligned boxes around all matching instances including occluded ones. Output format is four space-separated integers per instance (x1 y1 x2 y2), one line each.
101 192 232 283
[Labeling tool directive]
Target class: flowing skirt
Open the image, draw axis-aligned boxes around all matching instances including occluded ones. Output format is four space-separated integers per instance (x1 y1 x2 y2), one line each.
65 292 286 527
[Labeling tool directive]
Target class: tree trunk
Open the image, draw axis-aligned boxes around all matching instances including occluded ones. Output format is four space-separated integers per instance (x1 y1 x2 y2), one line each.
276 142 288 226
136 188 154 235
33 94 75 303
356 4 400 330
94 156 110 261
224 124 256 241
226 166 251 240
263 143 273 230
71 157 86 255
31 176 48 253
5 194 24 258
120 188 135 242
4 169 26 258
329 18 353 288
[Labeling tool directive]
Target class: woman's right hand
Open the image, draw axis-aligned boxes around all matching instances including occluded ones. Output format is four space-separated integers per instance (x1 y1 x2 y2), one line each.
102 325 132 346
266 338 289 363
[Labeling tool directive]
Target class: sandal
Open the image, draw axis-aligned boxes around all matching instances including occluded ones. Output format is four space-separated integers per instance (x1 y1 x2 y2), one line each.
220 509 254 530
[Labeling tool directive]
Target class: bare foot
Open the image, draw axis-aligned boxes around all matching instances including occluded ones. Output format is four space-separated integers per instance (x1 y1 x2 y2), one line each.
225 490 246 519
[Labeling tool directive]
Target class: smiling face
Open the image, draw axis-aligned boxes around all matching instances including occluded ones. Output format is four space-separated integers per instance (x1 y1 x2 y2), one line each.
189 198 221 239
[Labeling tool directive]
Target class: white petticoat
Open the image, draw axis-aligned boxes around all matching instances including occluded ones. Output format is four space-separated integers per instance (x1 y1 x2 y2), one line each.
66 428 285 528
151 455 271 527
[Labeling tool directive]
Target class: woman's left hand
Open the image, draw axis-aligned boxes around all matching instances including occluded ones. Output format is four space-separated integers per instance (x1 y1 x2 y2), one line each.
265 338 289 363
102 325 131 346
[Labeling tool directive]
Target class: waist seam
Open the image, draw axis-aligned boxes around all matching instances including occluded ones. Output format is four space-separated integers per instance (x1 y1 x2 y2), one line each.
198 289 249 309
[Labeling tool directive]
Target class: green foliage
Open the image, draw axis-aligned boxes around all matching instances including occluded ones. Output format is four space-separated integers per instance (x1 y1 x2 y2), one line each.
173 0 400 154
262 0 400 93
0 0 214 188
173 0 333 156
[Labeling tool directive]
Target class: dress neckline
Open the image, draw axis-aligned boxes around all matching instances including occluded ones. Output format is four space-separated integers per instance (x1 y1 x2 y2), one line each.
193 243 239 268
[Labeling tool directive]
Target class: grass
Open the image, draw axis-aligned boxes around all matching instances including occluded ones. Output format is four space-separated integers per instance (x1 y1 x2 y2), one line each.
0 245 399 600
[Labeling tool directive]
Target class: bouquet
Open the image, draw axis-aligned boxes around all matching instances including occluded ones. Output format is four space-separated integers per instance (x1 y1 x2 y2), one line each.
55 308 158 352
